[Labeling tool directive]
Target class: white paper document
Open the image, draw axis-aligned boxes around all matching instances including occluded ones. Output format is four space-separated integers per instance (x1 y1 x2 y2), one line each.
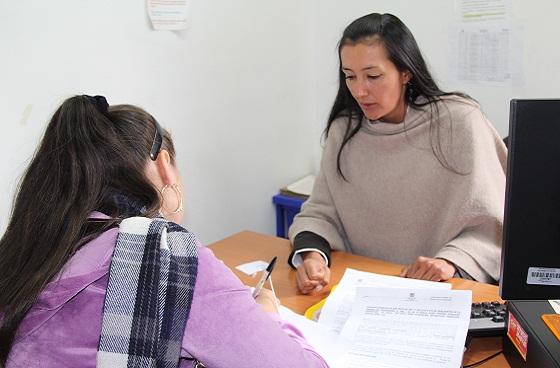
449 23 523 86
456 0 512 22
549 300 560 314
147 0 189 31
279 306 350 367
286 174 315 196
338 287 472 368
235 260 268 276
318 268 452 334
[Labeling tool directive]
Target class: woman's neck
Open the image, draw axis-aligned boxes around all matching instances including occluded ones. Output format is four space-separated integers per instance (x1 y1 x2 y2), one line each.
379 100 408 124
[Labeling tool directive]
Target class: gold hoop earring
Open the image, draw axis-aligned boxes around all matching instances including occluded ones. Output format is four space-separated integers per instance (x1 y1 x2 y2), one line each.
160 184 184 215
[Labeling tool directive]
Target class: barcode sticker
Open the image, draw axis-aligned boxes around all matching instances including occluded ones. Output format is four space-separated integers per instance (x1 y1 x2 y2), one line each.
527 267 560 286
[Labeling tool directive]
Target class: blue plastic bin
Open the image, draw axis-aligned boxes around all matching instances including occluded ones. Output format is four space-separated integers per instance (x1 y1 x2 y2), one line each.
272 194 306 238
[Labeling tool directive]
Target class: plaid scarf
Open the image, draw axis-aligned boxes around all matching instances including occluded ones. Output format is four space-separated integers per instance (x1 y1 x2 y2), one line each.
97 216 198 368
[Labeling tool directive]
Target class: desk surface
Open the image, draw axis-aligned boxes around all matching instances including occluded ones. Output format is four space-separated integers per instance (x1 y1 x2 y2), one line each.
208 231 509 367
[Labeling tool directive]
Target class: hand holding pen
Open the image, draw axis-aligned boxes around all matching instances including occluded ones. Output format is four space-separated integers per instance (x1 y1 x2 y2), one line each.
252 256 277 298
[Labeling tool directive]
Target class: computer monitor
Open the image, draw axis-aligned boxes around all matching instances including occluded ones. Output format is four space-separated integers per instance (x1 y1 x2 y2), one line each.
500 99 560 300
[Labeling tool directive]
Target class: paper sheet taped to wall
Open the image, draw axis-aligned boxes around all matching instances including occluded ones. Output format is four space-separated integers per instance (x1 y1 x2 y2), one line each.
457 0 512 22
147 0 189 31
449 23 524 86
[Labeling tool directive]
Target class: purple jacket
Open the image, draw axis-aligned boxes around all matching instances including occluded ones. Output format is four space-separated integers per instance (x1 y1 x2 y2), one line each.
7 223 328 368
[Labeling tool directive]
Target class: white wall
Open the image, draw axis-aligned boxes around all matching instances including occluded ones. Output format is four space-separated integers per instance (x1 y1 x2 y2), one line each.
1 1 559 244
0 0 316 244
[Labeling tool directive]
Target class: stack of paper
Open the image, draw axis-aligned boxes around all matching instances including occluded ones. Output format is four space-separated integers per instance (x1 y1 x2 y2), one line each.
285 268 472 368
279 306 349 367
280 174 315 199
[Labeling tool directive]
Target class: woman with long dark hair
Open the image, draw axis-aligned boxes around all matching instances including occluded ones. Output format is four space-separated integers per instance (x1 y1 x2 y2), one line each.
0 95 329 367
288 13 507 294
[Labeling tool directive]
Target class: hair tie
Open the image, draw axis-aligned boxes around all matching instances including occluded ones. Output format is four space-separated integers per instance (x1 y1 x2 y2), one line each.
84 95 109 115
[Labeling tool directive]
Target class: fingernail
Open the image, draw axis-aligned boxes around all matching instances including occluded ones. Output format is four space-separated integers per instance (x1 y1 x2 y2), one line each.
314 285 323 292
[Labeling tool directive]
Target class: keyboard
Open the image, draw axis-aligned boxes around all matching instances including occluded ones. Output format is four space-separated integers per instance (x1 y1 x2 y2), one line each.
468 301 507 337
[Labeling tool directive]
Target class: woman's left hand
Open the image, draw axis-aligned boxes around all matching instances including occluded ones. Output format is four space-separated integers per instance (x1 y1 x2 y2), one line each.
399 256 456 281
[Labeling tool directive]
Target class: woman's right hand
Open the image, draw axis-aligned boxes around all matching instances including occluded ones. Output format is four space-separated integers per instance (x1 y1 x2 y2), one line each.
254 288 280 314
296 251 331 294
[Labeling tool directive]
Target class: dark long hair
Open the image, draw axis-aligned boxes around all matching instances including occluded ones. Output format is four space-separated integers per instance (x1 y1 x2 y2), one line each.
0 95 175 364
327 13 471 178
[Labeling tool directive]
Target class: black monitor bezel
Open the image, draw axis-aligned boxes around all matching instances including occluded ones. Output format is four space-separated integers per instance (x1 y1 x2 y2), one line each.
500 99 560 300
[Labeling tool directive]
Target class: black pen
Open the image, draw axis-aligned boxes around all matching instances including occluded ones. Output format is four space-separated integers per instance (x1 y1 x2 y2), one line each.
252 256 277 298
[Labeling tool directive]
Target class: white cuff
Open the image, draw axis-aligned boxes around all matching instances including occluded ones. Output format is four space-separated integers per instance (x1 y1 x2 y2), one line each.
291 248 329 267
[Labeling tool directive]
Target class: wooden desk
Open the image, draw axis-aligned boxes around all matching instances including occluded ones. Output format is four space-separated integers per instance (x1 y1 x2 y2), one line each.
209 231 509 367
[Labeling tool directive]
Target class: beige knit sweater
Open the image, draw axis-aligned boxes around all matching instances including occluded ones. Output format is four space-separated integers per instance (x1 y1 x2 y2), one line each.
289 97 507 283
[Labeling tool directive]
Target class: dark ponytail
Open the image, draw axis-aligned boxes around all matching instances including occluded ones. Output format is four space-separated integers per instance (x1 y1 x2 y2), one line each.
0 95 175 363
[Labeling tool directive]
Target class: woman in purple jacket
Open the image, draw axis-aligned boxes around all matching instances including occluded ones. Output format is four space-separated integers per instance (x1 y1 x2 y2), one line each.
0 95 328 368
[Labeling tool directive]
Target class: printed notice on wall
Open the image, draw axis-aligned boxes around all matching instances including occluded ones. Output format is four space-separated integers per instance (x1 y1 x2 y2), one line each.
456 0 512 22
449 23 523 86
147 0 189 31
450 0 522 86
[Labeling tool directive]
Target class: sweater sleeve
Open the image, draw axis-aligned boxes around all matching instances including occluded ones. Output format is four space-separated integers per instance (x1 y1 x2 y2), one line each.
288 231 332 268
180 245 329 368
288 128 348 254
434 104 507 284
